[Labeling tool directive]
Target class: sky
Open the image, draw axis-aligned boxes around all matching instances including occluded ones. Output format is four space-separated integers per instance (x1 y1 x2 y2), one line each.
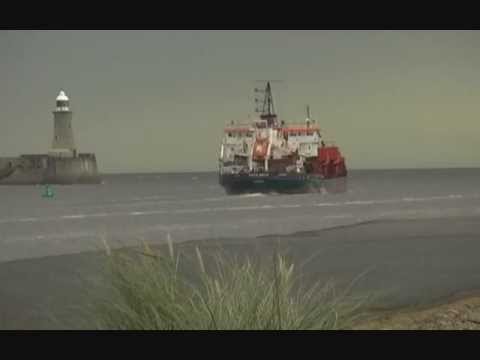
1 30 479 173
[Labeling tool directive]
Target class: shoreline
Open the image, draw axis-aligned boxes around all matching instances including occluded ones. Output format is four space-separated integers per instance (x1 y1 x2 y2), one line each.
355 291 480 330
2 214 480 329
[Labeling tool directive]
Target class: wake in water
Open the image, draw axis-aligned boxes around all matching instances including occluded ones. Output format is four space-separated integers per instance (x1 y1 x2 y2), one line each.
235 193 267 198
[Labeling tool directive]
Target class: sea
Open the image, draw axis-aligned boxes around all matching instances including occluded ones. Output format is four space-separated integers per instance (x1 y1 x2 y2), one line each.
1 168 480 263
2 168 480 328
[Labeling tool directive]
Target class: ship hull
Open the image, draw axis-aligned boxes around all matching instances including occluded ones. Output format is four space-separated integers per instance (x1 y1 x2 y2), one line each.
219 173 324 194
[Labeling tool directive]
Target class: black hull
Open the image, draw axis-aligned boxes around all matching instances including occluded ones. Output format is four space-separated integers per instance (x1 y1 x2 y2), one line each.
219 173 325 194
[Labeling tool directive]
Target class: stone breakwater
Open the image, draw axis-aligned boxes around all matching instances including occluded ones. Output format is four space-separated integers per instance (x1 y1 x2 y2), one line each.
0 153 100 185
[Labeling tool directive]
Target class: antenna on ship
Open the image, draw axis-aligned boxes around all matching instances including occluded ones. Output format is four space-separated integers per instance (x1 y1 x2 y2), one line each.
253 80 282 127
305 105 311 127
306 104 316 126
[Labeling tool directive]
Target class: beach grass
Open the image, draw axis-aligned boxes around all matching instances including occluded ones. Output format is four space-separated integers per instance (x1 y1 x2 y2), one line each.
90 238 367 330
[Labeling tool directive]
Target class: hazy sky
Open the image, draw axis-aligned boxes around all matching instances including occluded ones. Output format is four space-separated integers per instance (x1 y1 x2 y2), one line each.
1 30 479 173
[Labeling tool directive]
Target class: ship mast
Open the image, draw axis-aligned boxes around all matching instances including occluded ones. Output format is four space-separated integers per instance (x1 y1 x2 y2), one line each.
254 81 279 127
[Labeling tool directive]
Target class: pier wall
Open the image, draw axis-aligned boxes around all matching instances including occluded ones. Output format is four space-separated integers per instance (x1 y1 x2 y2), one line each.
0 154 100 185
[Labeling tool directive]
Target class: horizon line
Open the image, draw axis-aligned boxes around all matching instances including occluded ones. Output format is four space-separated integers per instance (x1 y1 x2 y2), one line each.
100 166 480 176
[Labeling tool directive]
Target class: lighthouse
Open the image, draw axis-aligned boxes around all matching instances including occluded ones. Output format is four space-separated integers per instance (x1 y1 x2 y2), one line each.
0 88 101 185
49 90 76 158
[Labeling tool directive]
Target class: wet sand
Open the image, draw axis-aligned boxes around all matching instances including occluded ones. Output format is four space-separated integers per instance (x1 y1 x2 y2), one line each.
2 215 480 329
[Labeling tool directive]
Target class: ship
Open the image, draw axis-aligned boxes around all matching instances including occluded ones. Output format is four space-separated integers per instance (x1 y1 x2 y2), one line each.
218 81 347 194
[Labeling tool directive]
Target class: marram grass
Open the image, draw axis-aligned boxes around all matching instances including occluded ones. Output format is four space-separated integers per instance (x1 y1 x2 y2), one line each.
90 240 367 330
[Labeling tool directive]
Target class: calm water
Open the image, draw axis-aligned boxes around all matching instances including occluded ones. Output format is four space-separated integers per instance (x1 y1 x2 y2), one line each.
1 168 480 263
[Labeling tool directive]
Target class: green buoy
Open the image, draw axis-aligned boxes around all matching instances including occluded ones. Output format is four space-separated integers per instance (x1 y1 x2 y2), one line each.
42 184 54 198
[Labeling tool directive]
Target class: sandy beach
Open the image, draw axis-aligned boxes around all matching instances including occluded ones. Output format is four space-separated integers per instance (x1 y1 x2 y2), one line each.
355 293 480 330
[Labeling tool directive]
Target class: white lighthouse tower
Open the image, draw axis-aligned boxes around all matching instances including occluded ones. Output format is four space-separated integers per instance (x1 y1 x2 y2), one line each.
49 90 77 158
